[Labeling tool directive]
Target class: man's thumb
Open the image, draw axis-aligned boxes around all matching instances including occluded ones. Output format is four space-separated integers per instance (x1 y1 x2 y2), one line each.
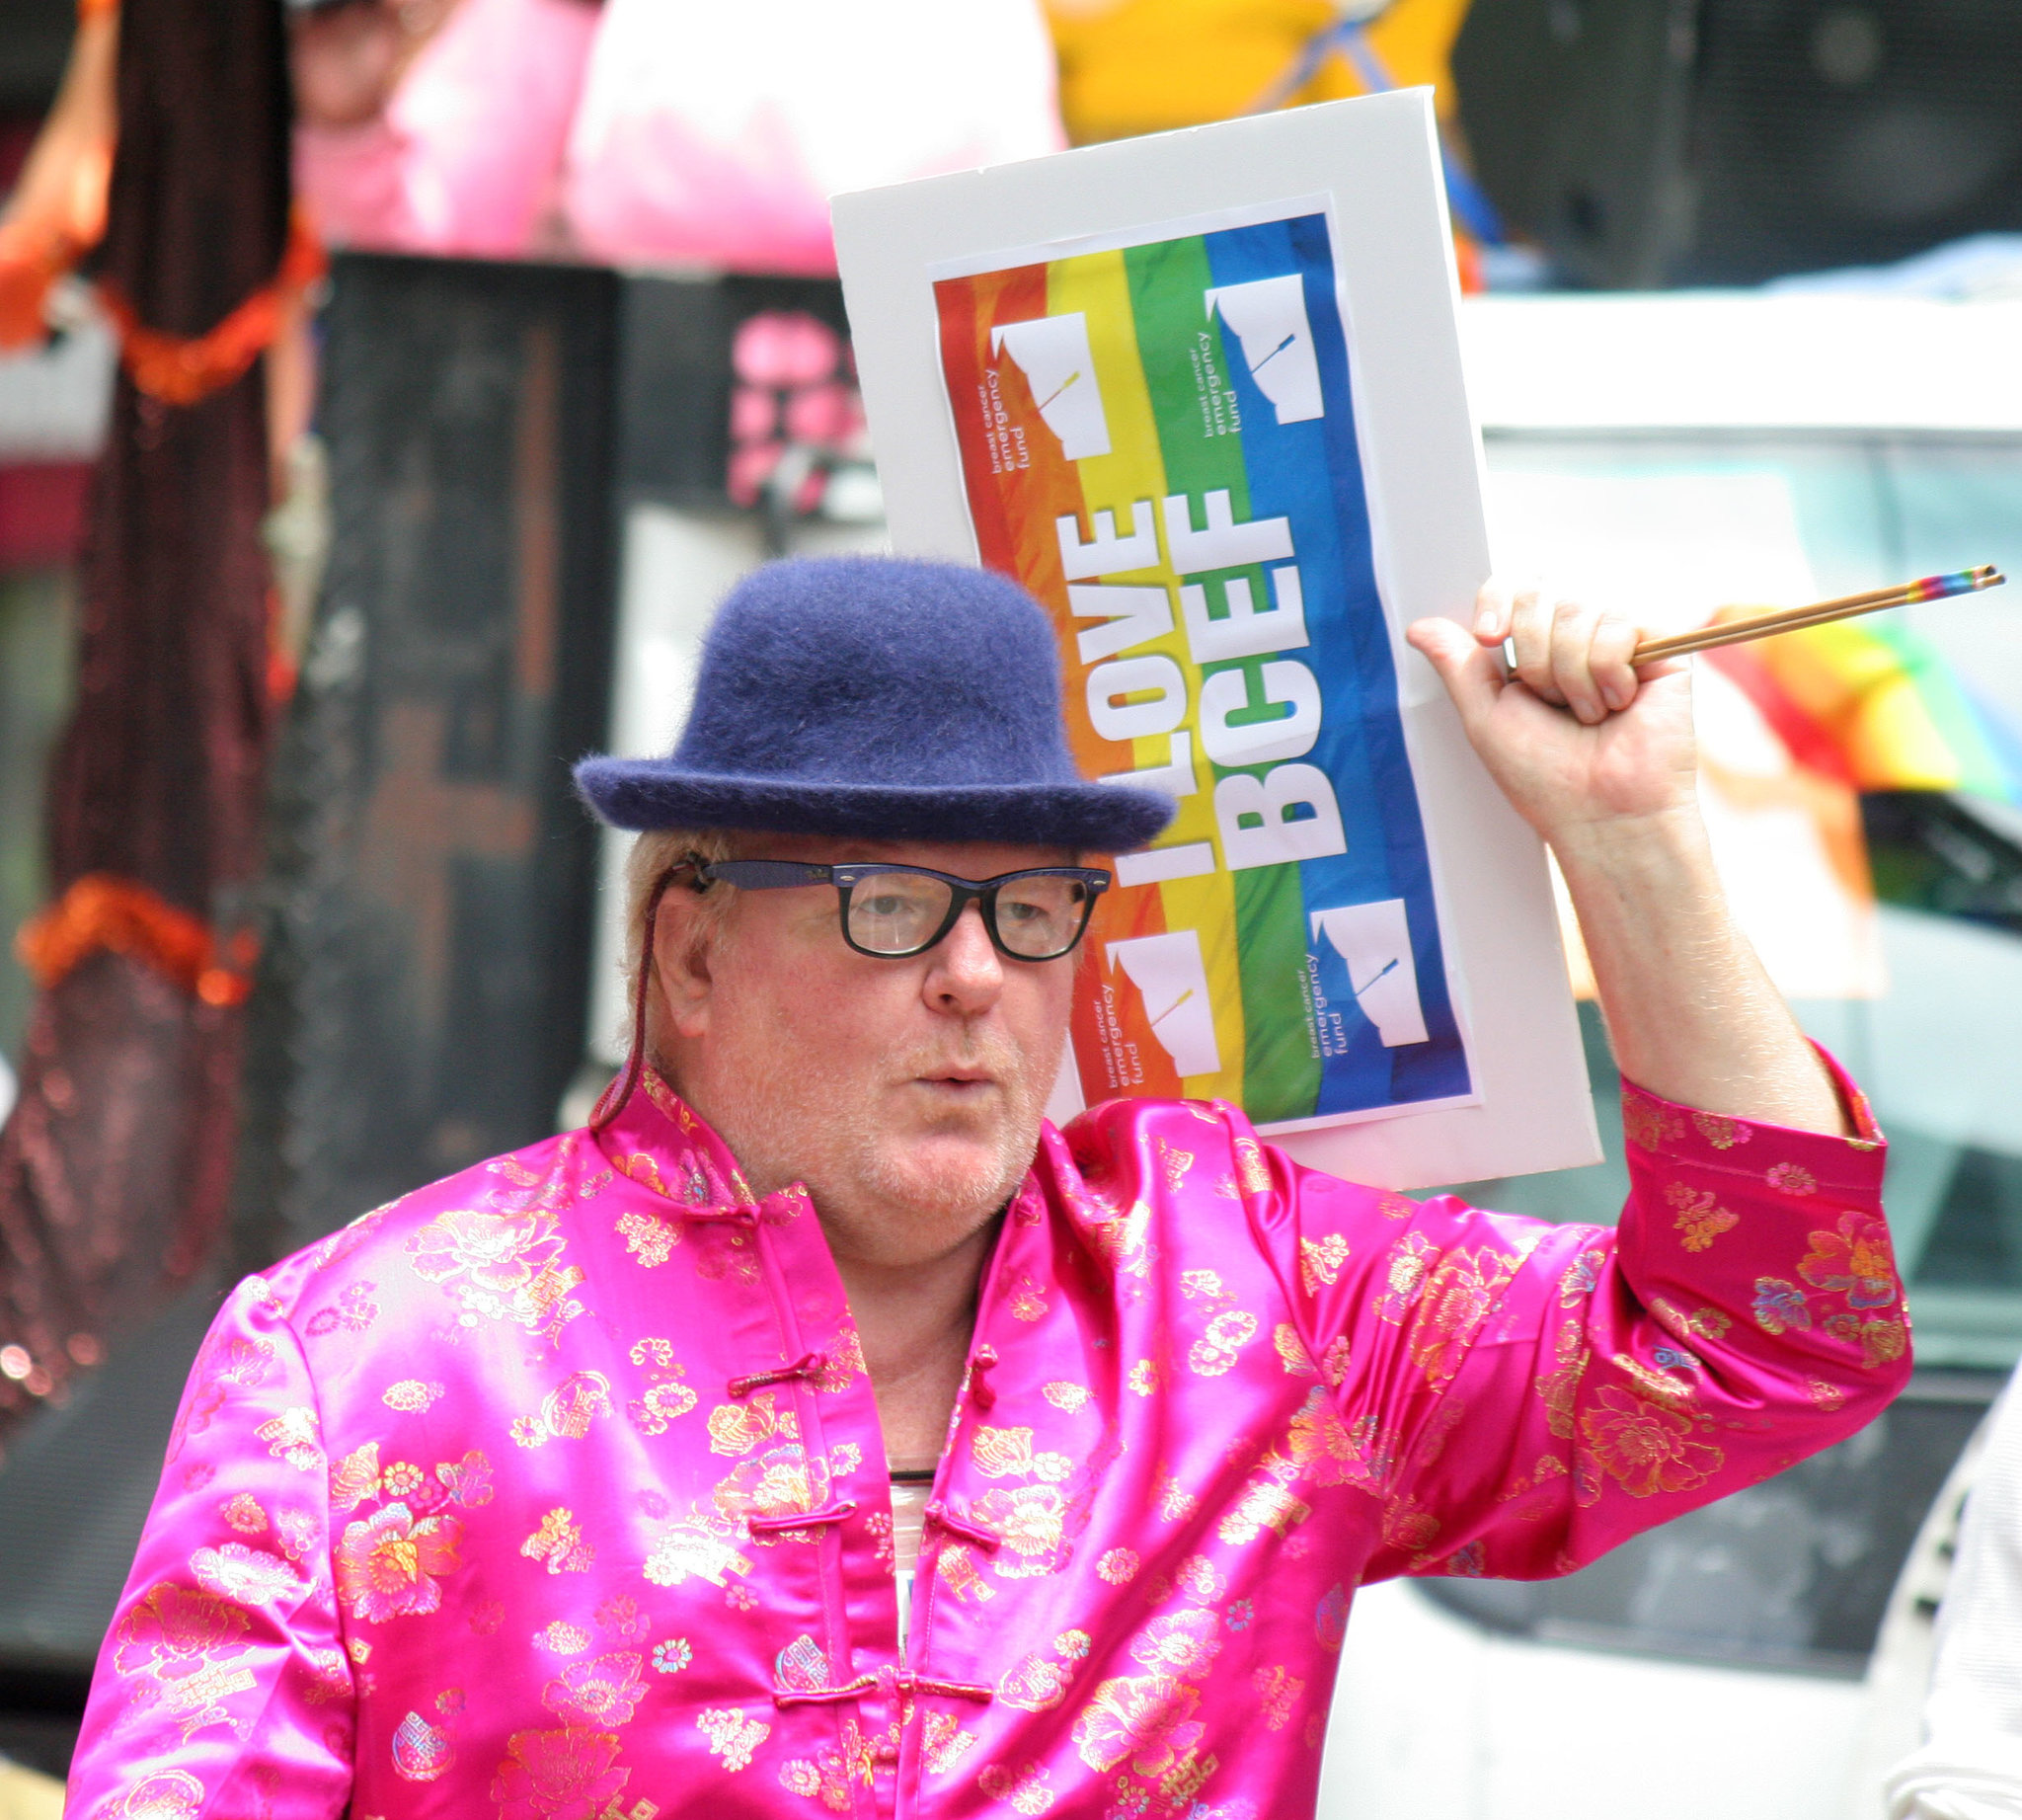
1405 616 1495 719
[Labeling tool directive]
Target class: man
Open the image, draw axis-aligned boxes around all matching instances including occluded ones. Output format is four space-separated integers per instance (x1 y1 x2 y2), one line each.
66 556 1905 1820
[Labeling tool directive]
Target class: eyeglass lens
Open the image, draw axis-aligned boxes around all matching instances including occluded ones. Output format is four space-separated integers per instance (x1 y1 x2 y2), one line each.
845 871 1091 959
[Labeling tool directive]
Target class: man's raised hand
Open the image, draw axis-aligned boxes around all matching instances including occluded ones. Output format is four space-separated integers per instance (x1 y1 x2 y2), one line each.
1405 578 1699 846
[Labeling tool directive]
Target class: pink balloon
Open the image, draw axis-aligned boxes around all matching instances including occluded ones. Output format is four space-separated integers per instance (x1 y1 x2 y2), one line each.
784 381 856 445
731 311 839 389
726 439 781 509
728 384 777 444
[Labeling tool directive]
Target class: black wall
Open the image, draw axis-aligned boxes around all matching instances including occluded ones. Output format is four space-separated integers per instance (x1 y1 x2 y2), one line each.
235 253 621 1260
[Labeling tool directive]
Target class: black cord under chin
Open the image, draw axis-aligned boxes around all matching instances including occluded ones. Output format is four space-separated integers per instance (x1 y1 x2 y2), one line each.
588 858 701 1132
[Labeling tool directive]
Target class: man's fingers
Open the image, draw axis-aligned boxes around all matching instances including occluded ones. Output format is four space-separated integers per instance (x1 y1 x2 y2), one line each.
1590 614 1642 713
1459 581 1658 722
1472 576 1516 644
1548 596 1611 723
1504 585 1567 706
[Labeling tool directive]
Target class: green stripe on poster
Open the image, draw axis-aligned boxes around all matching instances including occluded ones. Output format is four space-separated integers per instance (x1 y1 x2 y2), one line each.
1123 236 1320 1121
1230 863 1319 1123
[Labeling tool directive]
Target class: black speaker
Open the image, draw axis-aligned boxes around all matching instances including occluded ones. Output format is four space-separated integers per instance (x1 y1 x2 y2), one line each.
233 252 622 1261
1454 0 2022 286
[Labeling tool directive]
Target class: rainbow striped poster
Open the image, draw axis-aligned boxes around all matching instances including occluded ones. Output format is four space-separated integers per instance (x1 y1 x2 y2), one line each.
933 206 1473 1129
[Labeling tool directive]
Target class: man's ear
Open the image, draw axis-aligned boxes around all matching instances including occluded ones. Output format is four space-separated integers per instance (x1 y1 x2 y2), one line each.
652 894 720 1041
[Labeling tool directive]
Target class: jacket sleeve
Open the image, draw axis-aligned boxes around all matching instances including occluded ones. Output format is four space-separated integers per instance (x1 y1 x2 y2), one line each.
63 1276 354 1820
1251 1050 1908 1581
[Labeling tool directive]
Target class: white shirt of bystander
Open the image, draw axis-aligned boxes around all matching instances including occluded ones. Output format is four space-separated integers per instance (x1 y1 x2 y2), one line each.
1887 1362 2022 1820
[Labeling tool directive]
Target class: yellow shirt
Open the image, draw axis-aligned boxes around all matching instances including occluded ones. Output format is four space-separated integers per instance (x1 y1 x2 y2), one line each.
1045 0 1472 145
0 1761 64 1820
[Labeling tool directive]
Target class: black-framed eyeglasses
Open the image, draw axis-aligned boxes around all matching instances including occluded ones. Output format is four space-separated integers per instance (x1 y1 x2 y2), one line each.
689 859 1110 961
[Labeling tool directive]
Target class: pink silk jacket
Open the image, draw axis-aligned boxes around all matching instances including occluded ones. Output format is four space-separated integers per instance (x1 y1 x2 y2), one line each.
67 1066 1907 1820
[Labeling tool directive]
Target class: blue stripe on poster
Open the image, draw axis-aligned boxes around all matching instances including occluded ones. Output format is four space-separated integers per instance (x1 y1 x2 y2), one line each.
1203 213 1471 1111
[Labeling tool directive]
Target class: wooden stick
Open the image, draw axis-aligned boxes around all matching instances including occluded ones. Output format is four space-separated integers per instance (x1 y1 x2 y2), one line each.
1632 564 2005 663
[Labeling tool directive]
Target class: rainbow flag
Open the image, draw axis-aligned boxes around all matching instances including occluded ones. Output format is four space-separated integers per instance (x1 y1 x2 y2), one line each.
1706 615 2022 806
933 208 1471 1127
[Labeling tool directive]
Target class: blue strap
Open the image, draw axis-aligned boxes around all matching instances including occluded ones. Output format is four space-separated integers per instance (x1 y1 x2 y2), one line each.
1278 20 1507 246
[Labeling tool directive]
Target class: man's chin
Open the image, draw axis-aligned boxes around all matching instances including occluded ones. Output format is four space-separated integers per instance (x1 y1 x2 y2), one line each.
873 1130 1033 1222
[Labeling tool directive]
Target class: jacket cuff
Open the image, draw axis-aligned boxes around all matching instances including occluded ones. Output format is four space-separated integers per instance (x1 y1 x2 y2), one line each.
1618 1043 1886 1200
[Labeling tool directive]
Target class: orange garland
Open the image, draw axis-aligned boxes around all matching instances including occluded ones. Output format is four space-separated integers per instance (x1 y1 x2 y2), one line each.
16 873 258 1006
0 0 117 352
3 0 324 383
6 0 294 1011
97 210 327 408
0 224 84 350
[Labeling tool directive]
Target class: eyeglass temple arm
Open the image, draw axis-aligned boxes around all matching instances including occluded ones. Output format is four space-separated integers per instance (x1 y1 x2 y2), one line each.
697 860 837 891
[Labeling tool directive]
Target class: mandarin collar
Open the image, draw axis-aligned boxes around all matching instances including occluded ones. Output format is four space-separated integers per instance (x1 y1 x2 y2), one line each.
589 1068 771 1216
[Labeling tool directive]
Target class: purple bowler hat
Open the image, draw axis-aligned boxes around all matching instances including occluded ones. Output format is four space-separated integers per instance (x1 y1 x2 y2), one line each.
574 556 1175 851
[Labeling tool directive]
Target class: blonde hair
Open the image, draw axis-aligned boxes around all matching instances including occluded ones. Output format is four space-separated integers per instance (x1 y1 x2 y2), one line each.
619 826 745 1053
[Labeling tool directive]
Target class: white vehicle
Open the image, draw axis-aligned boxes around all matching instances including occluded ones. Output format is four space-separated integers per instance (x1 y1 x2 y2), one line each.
1319 291 2022 1820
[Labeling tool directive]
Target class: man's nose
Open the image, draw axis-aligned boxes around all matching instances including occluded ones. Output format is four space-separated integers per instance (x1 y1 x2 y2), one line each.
925 900 1004 1011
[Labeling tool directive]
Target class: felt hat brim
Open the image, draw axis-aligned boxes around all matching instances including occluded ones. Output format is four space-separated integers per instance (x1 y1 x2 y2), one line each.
575 758 1176 852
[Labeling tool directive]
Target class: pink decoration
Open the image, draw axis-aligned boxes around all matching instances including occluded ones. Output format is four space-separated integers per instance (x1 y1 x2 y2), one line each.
722 310 862 509
784 381 860 446
562 0 1064 275
725 439 783 510
294 0 599 257
732 311 840 389
726 384 776 444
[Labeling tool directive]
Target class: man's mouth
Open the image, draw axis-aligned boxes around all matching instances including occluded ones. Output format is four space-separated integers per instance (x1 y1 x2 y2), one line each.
916 1069 995 1091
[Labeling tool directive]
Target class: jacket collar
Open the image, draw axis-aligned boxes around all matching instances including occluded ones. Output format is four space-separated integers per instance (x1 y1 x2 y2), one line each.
588 1066 774 1217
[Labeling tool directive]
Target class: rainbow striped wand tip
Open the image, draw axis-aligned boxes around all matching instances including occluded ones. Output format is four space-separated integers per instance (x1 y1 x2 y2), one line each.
1497 564 2005 674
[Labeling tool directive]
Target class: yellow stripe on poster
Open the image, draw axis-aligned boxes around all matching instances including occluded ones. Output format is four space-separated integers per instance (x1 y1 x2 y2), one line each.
1046 248 1246 1102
